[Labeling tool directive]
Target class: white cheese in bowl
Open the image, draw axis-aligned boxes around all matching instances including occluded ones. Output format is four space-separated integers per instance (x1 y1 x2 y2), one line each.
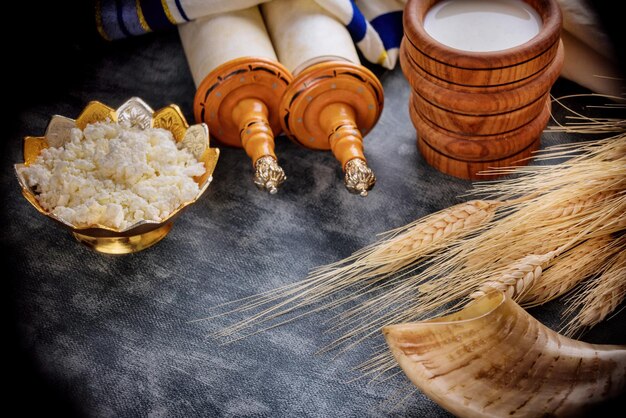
18 121 206 230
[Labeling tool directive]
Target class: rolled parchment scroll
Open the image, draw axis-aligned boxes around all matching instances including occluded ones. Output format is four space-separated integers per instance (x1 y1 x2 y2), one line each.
262 0 359 75
179 7 292 193
263 0 384 196
96 0 402 71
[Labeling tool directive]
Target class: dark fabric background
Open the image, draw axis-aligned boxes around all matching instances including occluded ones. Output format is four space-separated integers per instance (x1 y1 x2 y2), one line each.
2 2 624 417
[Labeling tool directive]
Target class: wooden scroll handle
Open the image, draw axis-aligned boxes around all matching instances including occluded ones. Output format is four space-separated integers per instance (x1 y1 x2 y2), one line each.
231 99 284 194
194 57 293 193
279 61 384 196
319 103 374 196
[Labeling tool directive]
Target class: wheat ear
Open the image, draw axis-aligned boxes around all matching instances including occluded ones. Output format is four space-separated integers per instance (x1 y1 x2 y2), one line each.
382 200 499 255
314 200 500 277
470 248 563 300
521 235 615 307
547 191 616 218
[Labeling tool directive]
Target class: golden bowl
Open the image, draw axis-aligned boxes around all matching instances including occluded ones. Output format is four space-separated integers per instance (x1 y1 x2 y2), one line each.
14 97 220 254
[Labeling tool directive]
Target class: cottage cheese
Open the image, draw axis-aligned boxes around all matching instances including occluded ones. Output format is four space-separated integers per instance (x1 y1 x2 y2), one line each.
18 121 206 229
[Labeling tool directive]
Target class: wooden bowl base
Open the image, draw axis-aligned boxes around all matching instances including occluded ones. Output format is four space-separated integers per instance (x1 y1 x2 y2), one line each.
410 99 551 162
417 135 540 180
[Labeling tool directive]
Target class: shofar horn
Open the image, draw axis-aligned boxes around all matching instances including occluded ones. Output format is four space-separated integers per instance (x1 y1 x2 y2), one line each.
383 291 626 417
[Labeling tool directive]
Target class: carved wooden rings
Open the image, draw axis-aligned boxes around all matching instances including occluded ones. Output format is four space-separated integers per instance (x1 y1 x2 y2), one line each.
402 0 563 179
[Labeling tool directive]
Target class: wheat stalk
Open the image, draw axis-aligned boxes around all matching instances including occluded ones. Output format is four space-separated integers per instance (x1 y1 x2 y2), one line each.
578 275 626 327
547 191 616 218
521 235 615 307
217 170 625 350
562 247 626 335
546 94 625 134
469 135 626 201
459 191 618 271
213 121 626 379
324 145 625 361
316 200 500 276
214 200 500 340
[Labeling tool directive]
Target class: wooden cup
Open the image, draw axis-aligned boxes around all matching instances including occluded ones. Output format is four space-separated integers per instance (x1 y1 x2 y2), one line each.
401 0 563 179
403 0 563 86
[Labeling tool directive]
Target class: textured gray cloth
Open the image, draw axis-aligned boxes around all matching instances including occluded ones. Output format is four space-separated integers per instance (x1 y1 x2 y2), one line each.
2 23 625 418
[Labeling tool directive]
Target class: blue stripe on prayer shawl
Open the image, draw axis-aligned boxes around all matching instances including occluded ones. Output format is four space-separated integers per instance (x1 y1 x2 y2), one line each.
174 0 190 22
115 0 132 37
370 10 403 49
346 1 367 42
99 0 127 39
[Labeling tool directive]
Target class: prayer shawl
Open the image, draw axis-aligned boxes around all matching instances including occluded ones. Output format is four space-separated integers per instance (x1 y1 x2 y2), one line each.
96 0 621 94
96 0 404 69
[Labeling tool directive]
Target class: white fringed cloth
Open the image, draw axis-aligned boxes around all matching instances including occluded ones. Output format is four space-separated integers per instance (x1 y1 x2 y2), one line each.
97 0 404 70
97 0 622 95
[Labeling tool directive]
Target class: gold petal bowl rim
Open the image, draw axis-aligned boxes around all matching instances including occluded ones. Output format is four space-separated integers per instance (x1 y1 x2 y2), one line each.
14 97 219 236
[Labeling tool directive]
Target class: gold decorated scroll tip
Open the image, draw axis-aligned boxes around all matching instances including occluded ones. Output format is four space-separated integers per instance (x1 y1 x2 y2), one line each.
254 156 287 194
344 158 376 197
